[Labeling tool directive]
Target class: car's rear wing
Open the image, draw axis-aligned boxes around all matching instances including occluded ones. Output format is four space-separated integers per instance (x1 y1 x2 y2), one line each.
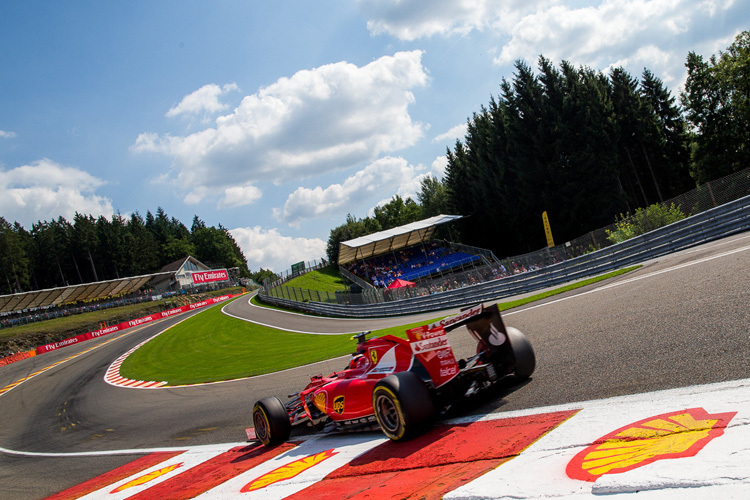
430 303 509 352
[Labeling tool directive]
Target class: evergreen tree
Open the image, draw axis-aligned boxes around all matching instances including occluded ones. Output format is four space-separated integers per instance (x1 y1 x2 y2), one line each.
417 175 449 218
639 69 693 198
126 212 160 275
373 195 421 230
610 66 651 209
681 31 750 183
31 220 68 288
326 214 381 263
0 218 31 293
441 56 689 258
72 213 99 282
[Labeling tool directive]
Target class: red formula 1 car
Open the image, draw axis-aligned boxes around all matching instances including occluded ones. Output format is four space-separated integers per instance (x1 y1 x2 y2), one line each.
252 303 535 446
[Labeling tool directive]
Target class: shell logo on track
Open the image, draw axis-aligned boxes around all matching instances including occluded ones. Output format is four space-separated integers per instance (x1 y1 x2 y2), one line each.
566 407 736 482
110 462 183 492
240 449 337 492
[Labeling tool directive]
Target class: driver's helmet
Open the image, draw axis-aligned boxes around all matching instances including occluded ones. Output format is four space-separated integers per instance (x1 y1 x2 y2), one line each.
348 354 367 370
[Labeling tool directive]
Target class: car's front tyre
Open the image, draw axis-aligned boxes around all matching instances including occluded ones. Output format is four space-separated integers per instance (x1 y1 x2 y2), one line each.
253 396 291 446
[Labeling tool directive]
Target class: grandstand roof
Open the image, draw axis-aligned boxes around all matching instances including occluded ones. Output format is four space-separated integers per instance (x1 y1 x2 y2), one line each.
338 214 463 265
0 272 173 314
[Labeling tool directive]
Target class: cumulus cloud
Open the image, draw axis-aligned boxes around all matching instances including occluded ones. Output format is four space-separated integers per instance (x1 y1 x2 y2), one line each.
430 155 448 179
133 51 429 205
494 1 675 65
358 0 549 39
166 83 240 118
272 156 427 226
359 0 493 40
0 130 17 139
229 225 326 272
359 0 744 89
0 159 114 227
218 184 263 208
433 123 468 144
494 0 742 87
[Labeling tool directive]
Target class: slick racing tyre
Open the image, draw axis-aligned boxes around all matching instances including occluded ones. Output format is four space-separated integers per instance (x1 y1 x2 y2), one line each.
506 326 536 380
253 396 291 446
372 371 434 442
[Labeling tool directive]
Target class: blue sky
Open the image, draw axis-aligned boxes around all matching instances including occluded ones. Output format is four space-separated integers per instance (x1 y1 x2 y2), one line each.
1 1 747 272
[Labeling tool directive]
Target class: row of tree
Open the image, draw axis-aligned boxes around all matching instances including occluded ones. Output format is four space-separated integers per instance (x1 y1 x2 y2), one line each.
682 31 750 184
327 32 749 260
443 59 694 255
0 209 260 295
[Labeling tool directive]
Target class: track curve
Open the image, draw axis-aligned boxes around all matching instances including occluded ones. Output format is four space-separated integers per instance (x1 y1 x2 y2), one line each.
1 232 748 499
220 291 457 334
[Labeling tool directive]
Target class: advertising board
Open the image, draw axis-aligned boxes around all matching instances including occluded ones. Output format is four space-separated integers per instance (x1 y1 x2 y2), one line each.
192 269 229 284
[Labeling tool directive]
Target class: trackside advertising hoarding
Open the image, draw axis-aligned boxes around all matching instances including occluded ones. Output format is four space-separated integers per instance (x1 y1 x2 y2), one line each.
192 269 228 284
34 293 243 355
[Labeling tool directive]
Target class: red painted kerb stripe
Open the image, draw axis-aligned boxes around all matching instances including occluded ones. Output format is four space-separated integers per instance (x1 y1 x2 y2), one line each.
43 451 184 500
284 409 578 500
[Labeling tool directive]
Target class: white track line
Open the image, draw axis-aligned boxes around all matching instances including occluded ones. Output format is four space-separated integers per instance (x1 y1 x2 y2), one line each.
505 243 750 316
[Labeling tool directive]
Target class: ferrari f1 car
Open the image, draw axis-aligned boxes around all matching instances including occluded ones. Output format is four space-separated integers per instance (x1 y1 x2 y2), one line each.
252 303 535 446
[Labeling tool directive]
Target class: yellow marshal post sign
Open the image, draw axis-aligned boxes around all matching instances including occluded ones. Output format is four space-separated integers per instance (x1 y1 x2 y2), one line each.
542 211 555 248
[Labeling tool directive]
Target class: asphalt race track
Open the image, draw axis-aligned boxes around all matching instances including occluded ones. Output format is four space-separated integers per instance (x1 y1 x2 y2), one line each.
0 233 748 499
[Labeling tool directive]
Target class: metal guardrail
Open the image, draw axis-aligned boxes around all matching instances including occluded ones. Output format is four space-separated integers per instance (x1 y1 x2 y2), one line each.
258 194 750 318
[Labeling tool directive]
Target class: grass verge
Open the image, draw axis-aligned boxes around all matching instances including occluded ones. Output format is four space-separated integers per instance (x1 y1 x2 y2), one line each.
121 266 640 385
282 265 348 292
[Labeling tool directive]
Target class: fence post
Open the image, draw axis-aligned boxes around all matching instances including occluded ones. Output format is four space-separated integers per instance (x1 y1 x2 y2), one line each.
707 182 718 208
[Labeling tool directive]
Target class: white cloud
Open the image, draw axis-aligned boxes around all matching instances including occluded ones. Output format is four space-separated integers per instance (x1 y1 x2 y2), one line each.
133 51 429 206
490 0 743 88
166 83 239 118
430 155 448 179
272 156 426 226
433 123 468 144
358 0 545 40
494 1 676 67
229 226 326 272
218 184 263 208
0 159 114 227
359 0 744 90
0 130 17 139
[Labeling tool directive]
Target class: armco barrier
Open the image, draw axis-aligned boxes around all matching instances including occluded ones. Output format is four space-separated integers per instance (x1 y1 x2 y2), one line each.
28 293 245 357
259 194 750 317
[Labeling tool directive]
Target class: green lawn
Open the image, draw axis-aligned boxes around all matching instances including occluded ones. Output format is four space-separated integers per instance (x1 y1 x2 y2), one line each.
120 306 355 384
283 265 348 292
121 266 639 385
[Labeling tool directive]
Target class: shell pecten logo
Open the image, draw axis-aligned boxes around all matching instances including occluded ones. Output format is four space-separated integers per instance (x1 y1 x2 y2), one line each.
314 391 327 412
241 449 338 492
567 407 736 482
110 462 184 493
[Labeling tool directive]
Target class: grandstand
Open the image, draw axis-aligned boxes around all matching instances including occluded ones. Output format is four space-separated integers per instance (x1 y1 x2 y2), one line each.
338 215 493 289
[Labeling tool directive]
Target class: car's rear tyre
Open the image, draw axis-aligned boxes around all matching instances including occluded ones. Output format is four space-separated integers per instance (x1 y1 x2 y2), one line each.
253 396 291 446
372 371 434 441
506 326 535 380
